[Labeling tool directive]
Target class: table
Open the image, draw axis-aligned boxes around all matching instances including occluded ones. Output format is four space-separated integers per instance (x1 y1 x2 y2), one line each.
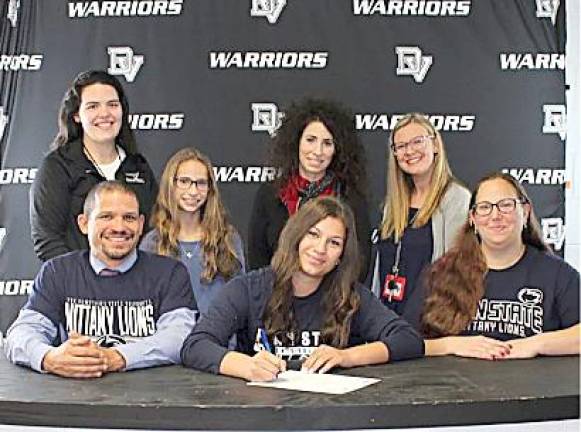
0 355 578 430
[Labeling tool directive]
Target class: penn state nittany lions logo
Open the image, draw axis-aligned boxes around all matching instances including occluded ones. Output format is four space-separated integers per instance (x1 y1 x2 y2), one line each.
107 46 144 83
250 0 287 24
95 334 127 348
517 287 543 305
395 46 433 84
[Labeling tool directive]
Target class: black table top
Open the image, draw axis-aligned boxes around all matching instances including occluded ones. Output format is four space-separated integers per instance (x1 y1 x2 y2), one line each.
0 354 578 430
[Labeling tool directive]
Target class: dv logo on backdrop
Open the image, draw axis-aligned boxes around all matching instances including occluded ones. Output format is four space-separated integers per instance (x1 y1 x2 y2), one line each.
541 218 565 251
353 0 471 16
502 168 566 185
68 0 183 17
251 103 284 136
500 53 565 70
108 47 144 82
542 104 566 140
7 0 19 27
395 46 432 83
251 0 287 24
536 0 559 23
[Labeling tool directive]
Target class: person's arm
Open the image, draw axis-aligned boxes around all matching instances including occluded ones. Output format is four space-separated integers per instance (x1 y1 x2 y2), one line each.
29 155 73 261
301 342 389 374
140 158 158 233
181 275 251 373
351 285 424 362
219 350 285 381
424 336 511 360
503 324 580 359
4 309 108 377
232 231 246 273
247 185 273 270
440 184 471 255
4 309 58 372
112 307 197 370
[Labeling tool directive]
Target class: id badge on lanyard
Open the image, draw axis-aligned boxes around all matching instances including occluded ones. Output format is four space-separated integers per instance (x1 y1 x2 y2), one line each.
381 238 407 302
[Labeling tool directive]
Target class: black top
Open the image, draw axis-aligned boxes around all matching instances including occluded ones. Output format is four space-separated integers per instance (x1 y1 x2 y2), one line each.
29 139 158 261
0 354 577 430
180 267 424 373
248 182 371 280
464 246 580 340
376 208 433 330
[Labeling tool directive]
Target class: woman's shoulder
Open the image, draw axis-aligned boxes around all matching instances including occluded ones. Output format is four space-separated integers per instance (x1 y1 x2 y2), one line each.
139 229 160 253
525 246 579 277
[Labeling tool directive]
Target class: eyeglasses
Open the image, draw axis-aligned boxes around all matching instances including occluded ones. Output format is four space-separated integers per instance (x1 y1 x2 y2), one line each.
174 176 209 191
472 198 526 217
391 135 434 155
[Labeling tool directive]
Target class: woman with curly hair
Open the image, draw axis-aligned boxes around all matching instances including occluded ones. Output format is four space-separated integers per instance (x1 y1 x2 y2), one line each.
248 98 370 279
140 148 244 315
422 173 579 359
368 113 470 329
30 70 157 261
181 197 423 381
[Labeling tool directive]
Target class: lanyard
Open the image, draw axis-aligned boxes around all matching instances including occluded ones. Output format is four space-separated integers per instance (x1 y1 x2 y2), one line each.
391 209 420 276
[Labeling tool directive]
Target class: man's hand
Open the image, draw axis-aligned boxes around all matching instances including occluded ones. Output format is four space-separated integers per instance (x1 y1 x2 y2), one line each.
42 332 108 378
101 348 126 372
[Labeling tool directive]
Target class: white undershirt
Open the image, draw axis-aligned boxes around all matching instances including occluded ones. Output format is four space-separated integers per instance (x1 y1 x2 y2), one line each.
98 146 126 180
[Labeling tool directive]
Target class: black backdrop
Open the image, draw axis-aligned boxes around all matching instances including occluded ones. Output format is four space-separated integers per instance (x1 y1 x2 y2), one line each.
0 0 568 335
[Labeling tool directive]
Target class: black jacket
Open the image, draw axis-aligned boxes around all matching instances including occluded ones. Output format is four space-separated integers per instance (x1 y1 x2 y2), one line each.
248 182 371 280
30 140 158 261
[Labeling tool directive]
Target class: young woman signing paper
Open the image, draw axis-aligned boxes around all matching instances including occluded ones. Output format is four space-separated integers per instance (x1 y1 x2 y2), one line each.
181 197 423 381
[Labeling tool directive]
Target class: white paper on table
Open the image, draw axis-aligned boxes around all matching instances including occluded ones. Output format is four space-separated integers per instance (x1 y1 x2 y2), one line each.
247 370 380 394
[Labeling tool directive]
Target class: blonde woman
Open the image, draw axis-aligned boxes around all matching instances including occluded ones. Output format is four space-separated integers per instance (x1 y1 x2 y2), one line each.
369 113 470 329
140 148 244 315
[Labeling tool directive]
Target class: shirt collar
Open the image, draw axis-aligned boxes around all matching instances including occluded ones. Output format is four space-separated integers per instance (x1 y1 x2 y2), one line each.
89 249 138 275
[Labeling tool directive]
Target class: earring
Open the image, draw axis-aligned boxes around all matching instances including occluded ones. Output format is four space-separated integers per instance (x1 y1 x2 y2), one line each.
335 260 340 266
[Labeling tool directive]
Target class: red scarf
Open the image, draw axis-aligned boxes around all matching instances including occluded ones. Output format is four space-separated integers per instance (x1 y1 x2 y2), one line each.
278 173 336 215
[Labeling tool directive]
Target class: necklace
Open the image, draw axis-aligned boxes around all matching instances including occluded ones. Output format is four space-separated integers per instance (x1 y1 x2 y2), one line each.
179 243 195 259
83 144 120 179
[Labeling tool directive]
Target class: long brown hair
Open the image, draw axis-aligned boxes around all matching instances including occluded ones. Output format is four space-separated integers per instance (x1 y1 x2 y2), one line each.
263 196 361 348
151 148 241 282
421 172 549 337
380 113 456 241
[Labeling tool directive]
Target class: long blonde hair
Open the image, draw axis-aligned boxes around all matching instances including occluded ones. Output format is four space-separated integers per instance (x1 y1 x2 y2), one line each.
264 196 361 348
151 147 241 282
380 113 454 241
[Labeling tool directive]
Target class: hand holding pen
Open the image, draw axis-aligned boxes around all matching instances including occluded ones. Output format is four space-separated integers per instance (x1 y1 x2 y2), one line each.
246 328 286 382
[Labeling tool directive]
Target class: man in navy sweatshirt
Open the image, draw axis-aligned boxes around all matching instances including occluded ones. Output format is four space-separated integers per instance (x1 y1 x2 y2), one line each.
5 181 197 378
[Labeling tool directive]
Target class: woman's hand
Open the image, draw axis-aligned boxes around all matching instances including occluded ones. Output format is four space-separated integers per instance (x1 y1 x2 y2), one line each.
302 344 348 373
444 335 511 360
245 350 286 382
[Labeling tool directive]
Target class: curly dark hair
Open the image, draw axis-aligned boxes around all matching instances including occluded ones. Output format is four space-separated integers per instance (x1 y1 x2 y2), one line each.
269 98 366 195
